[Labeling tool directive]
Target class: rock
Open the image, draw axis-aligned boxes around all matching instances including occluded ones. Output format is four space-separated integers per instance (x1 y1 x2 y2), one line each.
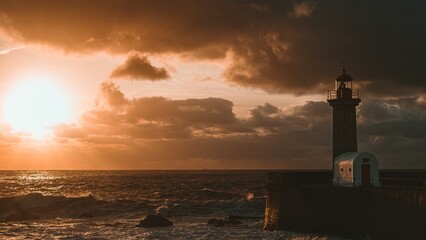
136 215 173 228
78 213 94 218
207 217 242 227
5 211 40 222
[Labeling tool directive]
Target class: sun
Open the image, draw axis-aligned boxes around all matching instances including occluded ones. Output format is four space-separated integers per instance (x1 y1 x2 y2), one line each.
2 75 71 140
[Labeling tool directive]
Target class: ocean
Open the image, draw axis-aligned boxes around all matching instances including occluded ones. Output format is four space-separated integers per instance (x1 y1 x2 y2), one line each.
0 170 346 240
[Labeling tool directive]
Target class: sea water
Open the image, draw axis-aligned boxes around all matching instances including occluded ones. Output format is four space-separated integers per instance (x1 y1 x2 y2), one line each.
0 171 347 239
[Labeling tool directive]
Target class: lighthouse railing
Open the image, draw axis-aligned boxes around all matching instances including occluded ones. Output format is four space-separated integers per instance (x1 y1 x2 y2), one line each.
327 89 361 100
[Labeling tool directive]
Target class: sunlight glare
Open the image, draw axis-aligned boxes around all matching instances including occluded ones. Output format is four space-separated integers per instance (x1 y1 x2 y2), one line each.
2 75 71 140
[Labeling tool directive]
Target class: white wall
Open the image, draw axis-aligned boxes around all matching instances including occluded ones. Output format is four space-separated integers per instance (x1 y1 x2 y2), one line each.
333 152 380 187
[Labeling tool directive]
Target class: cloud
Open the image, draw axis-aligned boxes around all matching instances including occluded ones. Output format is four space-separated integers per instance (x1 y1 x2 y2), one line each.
0 124 21 143
69 82 238 140
50 82 337 168
0 46 24 55
288 1 318 18
0 81 421 169
0 1 425 169
96 81 128 109
359 97 426 139
110 52 170 81
357 97 426 167
50 82 426 169
0 1 424 95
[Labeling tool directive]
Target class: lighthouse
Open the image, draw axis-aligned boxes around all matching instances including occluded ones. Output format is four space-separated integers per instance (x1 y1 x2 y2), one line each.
327 68 361 170
328 68 380 187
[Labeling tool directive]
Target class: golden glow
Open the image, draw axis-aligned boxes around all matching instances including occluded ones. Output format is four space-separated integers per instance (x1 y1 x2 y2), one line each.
2 75 71 140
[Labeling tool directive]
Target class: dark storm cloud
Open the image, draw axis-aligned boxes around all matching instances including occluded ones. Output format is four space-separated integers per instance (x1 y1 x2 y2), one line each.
359 98 426 123
0 0 424 95
110 52 170 81
247 103 283 127
358 97 426 168
359 98 426 140
127 97 236 125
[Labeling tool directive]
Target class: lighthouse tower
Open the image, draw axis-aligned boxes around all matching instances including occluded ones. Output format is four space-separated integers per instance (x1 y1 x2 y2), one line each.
327 68 361 170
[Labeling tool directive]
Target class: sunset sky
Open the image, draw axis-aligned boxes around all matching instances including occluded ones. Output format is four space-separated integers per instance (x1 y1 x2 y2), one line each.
0 0 424 169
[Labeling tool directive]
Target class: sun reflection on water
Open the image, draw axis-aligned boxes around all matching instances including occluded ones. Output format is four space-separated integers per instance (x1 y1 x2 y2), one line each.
17 171 59 181
3 171 63 197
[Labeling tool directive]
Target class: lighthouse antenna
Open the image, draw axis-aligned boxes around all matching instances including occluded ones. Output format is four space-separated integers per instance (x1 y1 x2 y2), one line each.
340 61 347 74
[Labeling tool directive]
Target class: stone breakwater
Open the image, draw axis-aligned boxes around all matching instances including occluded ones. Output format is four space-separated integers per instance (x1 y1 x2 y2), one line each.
264 171 426 240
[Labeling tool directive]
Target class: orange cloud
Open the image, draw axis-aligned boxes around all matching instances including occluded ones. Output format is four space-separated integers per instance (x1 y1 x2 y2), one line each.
49 82 426 169
0 81 424 169
52 82 333 168
110 52 170 81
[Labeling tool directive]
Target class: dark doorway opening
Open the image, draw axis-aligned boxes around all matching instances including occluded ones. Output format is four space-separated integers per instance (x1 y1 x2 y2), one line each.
361 164 371 186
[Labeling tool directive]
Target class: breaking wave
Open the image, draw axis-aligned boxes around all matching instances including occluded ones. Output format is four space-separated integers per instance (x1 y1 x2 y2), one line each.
0 192 265 222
